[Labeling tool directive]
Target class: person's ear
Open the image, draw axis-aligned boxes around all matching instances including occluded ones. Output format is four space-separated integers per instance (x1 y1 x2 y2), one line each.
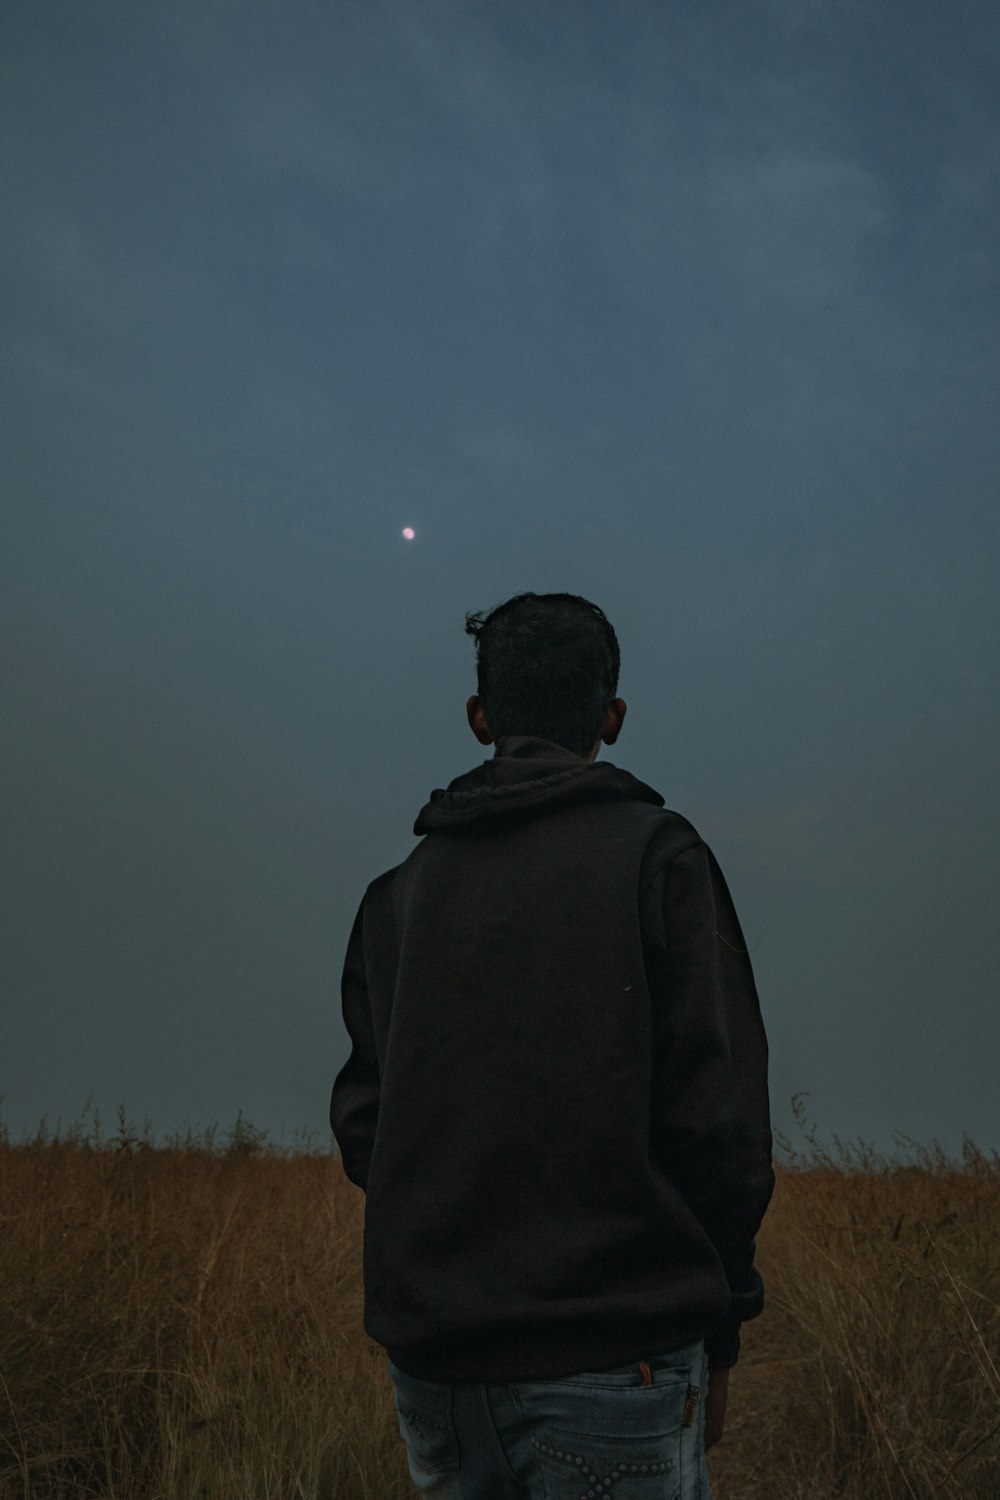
601 698 627 745
466 695 494 746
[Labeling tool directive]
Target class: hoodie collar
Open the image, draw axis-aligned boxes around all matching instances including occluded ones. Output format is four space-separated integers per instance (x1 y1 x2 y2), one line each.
413 736 665 834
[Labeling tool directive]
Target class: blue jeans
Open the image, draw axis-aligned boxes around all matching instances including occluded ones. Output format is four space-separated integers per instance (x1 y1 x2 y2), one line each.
387 1339 711 1499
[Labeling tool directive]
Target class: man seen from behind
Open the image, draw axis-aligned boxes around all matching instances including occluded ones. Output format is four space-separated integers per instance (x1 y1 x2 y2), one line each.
331 590 775 1499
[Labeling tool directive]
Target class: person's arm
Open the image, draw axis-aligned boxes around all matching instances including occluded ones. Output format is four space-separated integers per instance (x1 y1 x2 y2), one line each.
645 837 775 1372
704 1366 729 1450
330 899 380 1191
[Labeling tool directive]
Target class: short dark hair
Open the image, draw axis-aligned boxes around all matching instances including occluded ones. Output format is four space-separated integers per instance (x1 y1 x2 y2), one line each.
464 592 620 758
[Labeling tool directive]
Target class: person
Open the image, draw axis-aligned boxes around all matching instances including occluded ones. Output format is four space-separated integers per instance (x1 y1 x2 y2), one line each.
331 590 775 1499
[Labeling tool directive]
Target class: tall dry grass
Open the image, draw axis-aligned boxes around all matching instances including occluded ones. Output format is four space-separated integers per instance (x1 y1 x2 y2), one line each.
1 1102 997 1499
710 1103 1000 1499
0 1107 407 1499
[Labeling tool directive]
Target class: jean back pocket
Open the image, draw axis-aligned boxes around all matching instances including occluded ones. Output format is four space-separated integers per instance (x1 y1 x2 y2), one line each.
387 1361 461 1476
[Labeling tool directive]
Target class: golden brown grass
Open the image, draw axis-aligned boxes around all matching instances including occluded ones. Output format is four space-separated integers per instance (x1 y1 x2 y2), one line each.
710 1117 1000 1499
0 1108 407 1500
1 1105 997 1499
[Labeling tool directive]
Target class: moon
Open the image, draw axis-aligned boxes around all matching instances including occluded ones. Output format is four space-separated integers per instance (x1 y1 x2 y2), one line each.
402 526 416 540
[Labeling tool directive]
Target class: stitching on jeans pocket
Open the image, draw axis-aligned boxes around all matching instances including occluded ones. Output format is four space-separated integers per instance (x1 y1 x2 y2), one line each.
394 1397 461 1474
530 1433 679 1500
511 1370 689 1434
479 1386 523 1489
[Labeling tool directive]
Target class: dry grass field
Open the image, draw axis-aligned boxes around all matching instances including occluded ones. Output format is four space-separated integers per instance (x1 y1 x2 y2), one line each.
1 1107 997 1499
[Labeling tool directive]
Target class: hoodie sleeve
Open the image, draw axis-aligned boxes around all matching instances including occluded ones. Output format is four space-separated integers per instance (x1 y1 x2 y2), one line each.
643 838 775 1369
330 898 380 1191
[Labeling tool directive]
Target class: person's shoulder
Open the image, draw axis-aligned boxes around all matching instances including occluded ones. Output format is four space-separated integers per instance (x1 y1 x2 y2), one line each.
647 804 703 847
638 807 705 884
362 860 405 901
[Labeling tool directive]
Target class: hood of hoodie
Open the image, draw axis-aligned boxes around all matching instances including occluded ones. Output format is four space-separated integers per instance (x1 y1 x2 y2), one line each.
413 735 665 834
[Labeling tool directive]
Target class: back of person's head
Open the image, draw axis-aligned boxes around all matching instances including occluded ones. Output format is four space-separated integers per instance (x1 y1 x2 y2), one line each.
464 592 621 758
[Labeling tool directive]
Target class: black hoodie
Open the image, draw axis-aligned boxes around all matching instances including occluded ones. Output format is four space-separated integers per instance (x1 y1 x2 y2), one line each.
330 736 774 1381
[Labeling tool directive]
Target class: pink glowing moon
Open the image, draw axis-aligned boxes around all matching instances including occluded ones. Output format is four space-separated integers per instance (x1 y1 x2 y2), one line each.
402 526 416 540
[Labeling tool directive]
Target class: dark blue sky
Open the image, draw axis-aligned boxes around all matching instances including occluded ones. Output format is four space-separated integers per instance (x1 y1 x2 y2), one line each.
3 1 998 1153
